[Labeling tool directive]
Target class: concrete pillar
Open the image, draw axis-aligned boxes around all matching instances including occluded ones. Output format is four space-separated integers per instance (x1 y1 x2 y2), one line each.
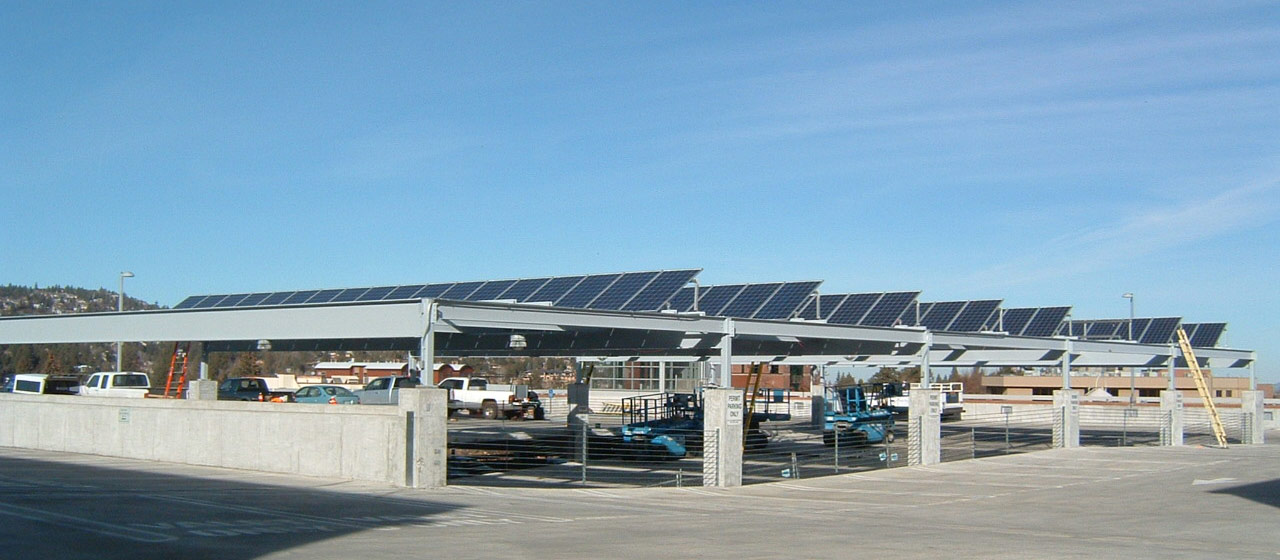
398 387 449 488
810 374 825 429
1053 390 1081 448
1242 390 1265 444
1160 390 1184 446
702 388 744 487
187 379 218 401
907 388 940 466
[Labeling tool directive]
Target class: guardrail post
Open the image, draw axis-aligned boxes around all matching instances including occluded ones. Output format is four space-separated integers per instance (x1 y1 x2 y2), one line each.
399 387 448 488
1052 390 1080 448
702 388 743 487
1160 390 1184 446
1242 390 1264 444
908 388 940 466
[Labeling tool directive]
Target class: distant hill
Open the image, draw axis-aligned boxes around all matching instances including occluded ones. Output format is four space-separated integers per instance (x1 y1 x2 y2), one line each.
0 284 166 376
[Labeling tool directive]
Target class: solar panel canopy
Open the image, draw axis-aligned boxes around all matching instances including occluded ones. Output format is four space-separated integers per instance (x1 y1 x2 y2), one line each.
175 269 700 313
173 270 1229 346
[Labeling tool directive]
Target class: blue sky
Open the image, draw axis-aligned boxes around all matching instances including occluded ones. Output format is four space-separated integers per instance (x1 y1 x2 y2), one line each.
3 2 1278 382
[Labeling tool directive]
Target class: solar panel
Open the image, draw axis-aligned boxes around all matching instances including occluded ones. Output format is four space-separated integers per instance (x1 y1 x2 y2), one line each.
861 292 919 326
1141 317 1181 344
260 291 296 306
694 285 746 316
666 287 696 312
307 289 344 304
383 285 425 300
465 280 518 301
949 300 1001 332
174 296 205 309
414 283 455 299
358 286 398 301
621 269 700 312
556 274 621 308
719 283 782 318
329 287 370 303
238 293 272 307
527 276 584 303
798 294 847 320
826 293 882 325
589 271 660 310
1023 306 1070 337
281 290 319 305
919 301 966 331
1187 323 1226 347
220 294 255 307
906 302 932 326
1128 318 1153 341
753 281 822 319
438 282 483 300
501 278 551 302
993 308 1034 334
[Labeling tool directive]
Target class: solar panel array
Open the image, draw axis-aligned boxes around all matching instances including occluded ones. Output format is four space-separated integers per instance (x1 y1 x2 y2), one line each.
173 270 1229 344
174 269 700 313
1182 323 1227 347
982 307 1072 337
666 281 821 319
794 291 922 326
901 300 1002 332
1063 317 1181 344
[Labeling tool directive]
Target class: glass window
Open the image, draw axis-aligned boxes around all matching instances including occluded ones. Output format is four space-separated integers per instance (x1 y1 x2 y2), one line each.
113 374 149 387
297 387 315 398
99 375 109 389
470 379 487 389
438 379 462 390
367 378 389 391
16 380 42 393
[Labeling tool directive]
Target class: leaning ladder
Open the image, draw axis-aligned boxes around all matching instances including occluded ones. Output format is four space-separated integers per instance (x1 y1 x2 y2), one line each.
162 342 191 398
1176 328 1228 447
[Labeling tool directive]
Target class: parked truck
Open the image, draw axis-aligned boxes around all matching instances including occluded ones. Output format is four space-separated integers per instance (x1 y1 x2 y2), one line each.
80 371 151 398
352 376 420 405
217 377 296 402
437 377 544 420
880 381 963 421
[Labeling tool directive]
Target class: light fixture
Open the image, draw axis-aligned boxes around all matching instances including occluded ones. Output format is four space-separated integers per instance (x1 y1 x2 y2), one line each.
257 339 272 351
508 334 527 349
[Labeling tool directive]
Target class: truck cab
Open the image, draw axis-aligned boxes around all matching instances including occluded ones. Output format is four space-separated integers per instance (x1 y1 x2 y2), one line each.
217 377 295 402
80 372 151 398
352 376 420 405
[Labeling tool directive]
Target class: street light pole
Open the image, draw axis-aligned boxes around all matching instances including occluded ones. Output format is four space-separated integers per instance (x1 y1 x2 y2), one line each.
116 271 134 371
1122 292 1135 405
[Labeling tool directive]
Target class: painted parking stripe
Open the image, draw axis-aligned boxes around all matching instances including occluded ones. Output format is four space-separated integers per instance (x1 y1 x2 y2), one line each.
0 502 176 543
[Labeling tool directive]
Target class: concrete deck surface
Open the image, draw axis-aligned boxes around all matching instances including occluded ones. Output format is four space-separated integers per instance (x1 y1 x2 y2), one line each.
1 432 1277 559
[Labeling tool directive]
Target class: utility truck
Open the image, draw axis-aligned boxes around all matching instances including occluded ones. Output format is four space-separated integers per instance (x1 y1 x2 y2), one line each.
823 385 895 446
437 377 544 420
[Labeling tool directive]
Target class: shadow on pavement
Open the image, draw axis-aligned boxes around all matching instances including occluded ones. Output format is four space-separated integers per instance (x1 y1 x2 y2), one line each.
0 451 463 560
1210 478 1280 510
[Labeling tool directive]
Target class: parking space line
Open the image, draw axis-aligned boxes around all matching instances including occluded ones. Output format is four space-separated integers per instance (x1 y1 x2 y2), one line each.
0 502 177 543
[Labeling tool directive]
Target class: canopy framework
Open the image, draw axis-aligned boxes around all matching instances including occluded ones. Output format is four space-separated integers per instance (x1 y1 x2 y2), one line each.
0 298 1254 376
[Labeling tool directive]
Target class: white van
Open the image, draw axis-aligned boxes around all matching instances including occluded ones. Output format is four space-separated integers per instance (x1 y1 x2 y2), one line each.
5 373 81 395
80 372 152 398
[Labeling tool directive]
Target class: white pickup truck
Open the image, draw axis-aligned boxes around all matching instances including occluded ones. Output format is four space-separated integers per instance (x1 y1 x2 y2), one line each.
80 371 152 398
437 377 544 420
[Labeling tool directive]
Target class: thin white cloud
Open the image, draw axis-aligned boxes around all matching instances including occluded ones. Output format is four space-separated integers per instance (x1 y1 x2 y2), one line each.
963 174 1280 288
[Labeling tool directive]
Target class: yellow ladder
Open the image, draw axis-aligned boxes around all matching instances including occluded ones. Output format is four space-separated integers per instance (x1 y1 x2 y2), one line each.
1176 328 1228 447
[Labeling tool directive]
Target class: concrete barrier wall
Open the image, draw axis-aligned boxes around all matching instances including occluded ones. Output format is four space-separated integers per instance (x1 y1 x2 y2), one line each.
0 394 408 485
